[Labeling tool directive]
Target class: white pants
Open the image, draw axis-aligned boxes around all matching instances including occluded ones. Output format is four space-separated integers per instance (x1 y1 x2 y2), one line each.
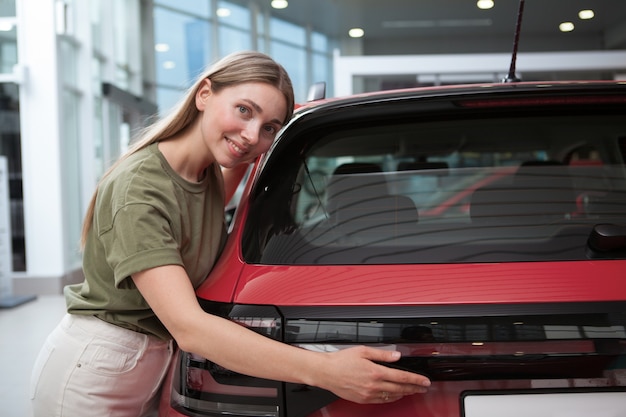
30 313 174 417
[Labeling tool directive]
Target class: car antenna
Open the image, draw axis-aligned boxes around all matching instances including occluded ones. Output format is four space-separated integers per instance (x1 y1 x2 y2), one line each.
502 0 525 83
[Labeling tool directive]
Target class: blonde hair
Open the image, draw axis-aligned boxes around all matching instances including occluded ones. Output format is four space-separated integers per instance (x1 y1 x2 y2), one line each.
80 51 294 247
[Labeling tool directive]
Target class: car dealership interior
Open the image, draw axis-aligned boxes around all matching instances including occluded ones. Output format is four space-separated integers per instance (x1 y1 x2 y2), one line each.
1 1 626 415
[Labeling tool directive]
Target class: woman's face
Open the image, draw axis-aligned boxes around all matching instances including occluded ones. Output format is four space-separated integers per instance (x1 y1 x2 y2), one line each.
196 79 288 168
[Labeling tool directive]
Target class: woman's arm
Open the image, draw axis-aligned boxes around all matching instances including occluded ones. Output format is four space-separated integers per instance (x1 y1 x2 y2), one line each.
132 265 430 404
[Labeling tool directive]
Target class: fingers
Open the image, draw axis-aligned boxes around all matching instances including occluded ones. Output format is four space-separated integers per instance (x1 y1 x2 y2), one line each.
382 364 431 388
378 373 430 398
356 346 431 388
364 349 431 401
322 346 431 404
361 350 431 402
357 377 428 404
377 390 403 404
379 389 410 403
358 345 402 363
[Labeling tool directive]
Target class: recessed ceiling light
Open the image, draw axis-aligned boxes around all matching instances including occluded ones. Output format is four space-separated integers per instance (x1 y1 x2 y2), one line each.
579 9 594 20
559 22 575 32
476 0 494 10
163 61 176 69
217 8 231 17
271 0 288 9
0 21 15 31
154 43 170 52
348 28 365 38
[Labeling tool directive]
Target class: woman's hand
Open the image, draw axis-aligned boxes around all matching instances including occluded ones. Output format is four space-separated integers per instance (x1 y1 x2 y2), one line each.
315 346 430 404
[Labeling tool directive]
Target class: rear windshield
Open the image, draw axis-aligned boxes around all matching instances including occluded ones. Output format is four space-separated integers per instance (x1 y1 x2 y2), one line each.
244 113 626 264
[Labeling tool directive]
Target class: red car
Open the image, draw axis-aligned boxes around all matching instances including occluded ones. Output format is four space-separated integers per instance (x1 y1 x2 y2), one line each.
160 80 626 416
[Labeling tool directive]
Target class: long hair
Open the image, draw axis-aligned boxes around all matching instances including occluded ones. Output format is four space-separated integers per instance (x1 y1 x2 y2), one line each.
80 51 294 247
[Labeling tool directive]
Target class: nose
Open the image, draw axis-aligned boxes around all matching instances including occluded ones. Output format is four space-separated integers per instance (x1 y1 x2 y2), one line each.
241 121 261 146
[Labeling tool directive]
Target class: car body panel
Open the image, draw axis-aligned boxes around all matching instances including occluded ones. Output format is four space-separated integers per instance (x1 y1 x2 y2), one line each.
305 378 626 417
222 261 625 306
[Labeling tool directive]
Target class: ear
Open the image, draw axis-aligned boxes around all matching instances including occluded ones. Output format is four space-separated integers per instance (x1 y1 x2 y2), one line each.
195 78 212 111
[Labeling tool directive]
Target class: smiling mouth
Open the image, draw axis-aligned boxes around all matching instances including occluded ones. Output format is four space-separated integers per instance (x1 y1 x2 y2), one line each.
227 138 247 156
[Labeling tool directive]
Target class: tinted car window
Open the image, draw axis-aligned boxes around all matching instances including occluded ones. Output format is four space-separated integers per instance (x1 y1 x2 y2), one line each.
244 110 626 265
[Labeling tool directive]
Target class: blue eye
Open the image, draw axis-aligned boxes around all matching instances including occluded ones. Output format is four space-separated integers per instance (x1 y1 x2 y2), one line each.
262 125 279 138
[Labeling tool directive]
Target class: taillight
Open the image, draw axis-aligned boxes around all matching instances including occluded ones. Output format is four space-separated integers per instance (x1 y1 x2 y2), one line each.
170 303 284 417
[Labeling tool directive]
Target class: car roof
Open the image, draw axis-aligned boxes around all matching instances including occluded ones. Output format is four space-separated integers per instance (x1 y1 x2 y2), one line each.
293 80 626 114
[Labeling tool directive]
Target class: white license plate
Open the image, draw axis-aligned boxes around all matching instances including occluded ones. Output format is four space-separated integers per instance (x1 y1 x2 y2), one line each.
463 391 626 417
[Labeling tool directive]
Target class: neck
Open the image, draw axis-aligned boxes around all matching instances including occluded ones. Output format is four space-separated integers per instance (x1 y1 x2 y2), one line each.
157 136 213 183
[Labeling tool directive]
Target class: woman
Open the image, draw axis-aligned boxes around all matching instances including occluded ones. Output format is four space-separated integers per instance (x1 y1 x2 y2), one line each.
30 51 430 417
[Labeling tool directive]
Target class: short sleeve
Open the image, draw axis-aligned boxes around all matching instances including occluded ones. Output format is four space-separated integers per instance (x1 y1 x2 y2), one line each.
100 202 184 289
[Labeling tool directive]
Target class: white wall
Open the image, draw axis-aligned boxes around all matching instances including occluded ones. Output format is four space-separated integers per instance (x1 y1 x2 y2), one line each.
16 0 66 281
333 50 626 97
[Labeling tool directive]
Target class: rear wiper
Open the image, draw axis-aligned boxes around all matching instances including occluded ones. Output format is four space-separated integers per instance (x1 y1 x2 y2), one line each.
587 223 626 255
302 158 329 220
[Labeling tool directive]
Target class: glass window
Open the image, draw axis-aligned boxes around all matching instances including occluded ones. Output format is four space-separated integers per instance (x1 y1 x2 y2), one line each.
62 0 77 36
113 0 141 91
272 42 306 103
0 82 24 270
106 101 123 164
256 10 266 35
0 0 15 17
244 110 626 265
154 7 212 90
92 95 105 180
156 86 186 117
219 26 251 57
312 52 330 86
60 90 82 267
311 32 327 52
0 23 17 74
256 36 268 54
59 40 78 87
217 1 249 29
270 18 305 47
90 0 103 51
154 0 211 18
152 0 336 113
91 57 105 179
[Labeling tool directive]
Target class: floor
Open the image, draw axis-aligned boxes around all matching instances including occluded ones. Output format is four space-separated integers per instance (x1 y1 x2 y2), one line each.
0 295 66 417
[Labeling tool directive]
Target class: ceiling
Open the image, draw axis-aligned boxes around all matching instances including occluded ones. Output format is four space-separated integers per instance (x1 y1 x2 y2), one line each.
248 0 626 55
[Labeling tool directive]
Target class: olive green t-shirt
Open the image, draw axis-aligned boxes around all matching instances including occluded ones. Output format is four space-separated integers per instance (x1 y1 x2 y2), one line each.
65 142 226 340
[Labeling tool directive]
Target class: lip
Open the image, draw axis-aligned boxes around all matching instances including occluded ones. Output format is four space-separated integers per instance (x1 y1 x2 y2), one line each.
226 138 248 158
